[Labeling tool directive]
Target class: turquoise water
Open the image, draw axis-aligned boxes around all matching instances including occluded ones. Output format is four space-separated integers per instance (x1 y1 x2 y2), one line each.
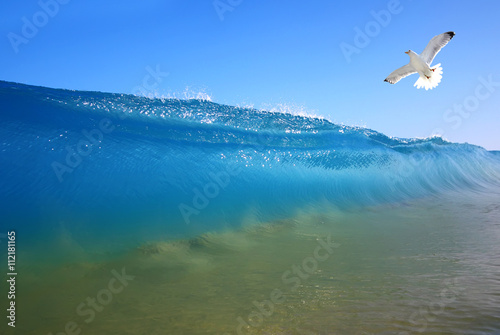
1 81 500 334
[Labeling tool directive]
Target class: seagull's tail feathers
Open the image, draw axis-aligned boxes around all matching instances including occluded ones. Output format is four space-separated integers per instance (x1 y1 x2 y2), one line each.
414 63 443 90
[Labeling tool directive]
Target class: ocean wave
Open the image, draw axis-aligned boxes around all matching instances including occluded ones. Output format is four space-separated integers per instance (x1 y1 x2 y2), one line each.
1 81 500 252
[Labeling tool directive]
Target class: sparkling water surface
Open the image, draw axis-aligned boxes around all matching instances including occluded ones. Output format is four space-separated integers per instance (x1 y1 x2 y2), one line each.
1 81 499 334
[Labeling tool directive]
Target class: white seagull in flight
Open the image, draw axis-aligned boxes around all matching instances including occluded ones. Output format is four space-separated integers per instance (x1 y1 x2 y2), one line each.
384 31 455 90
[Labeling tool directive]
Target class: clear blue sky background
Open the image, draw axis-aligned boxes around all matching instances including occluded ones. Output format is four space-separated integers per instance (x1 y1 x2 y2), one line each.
1 0 499 149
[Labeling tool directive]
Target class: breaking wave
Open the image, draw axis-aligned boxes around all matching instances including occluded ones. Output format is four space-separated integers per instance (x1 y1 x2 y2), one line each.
1 81 499 256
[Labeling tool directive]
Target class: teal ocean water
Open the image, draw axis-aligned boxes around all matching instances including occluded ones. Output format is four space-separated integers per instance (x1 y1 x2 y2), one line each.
1 81 500 334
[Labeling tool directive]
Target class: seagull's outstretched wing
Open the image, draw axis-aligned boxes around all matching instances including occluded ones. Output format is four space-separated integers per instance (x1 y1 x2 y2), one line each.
420 31 455 65
384 64 416 84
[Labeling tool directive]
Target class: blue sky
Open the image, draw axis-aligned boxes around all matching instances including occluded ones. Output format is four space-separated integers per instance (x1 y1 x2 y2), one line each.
1 0 499 149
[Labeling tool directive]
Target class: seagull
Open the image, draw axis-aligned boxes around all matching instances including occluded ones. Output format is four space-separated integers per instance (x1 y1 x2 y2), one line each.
384 31 455 90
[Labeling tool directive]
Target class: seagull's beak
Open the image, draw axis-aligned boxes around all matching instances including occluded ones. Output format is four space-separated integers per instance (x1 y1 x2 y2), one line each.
405 51 409 54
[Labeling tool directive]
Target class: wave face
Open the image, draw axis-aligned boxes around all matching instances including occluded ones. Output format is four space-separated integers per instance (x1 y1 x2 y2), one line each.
1 81 500 255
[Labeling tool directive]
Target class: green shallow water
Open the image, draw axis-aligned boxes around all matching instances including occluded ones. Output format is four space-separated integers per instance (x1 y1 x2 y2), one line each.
3 188 500 335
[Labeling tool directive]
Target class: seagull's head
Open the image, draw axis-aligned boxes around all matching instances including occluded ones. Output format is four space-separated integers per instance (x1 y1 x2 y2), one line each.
405 50 415 57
